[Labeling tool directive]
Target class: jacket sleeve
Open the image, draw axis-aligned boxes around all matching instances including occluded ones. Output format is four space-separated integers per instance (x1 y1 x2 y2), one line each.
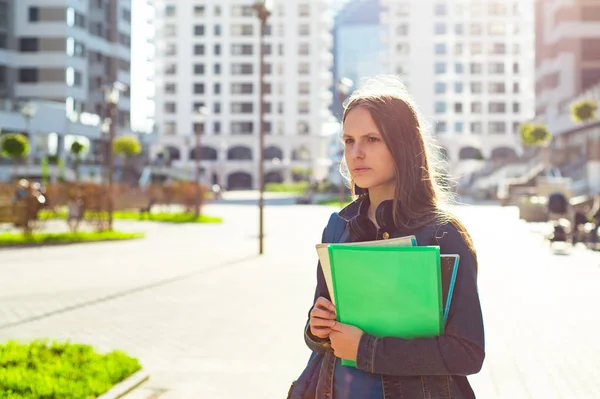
356 222 485 376
304 226 334 354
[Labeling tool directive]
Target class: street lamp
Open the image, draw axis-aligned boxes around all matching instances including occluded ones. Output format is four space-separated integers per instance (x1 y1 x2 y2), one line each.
20 101 37 164
336 77 354 205
102 81 127 231
253 0 272 255
194 106 209 218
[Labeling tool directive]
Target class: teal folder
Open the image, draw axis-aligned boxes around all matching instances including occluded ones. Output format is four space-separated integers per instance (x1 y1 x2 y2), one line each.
328 245 444 367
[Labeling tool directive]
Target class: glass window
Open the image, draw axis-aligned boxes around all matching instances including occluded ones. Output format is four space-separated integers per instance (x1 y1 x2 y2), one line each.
435 62 446 74
435 102 447 113
435 23 446 35
435 82 446 93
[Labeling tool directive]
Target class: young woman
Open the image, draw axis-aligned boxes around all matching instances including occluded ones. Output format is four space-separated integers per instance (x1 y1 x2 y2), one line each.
289 76 485 399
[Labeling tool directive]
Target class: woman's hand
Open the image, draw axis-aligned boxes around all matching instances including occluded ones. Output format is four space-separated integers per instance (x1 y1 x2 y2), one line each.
330 322 364 362
309 297 337 339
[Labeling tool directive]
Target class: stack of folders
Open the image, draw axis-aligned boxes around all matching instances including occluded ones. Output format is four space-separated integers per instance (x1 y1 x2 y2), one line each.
315 235 460 367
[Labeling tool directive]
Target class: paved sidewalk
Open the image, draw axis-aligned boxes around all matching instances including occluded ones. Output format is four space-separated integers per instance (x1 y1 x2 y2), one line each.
0 204 599 398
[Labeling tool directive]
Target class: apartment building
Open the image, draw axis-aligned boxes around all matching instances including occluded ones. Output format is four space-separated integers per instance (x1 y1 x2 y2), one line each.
153 0 335 190
0 0 135 180
380 0 535 177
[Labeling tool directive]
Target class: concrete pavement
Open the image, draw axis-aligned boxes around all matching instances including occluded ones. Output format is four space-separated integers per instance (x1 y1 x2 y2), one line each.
0 203 599 398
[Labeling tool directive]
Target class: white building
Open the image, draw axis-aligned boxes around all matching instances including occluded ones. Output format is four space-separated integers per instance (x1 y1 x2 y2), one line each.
380 0 535 178
0 0 137 180
153 0 335 190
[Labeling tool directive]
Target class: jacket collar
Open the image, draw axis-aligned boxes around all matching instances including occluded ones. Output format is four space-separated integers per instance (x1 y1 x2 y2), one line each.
339 195 398 241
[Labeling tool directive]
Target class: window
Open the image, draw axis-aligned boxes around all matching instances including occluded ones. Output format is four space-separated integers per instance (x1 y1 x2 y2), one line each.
164 122 177 135
231 122 253 135
299 24 310 35
397 24 409 35
232 44 253 55
397 4 409 16
214 122 221 134
435 43 446 55
165 102 176 113
435 3 447 16
489 102 506 113
232 83 253 94
164 24 176 37
513 82 520 93
455 122 463 133
194 44 204 55
232 25 253 36
470 43 482 55
454 43 463 55
194 25 205 36
19 38 38 52
454 103 463 113
470 63 482 74
513 103 520 113
435 122 447 134
470 122 482 134
434 23 446 35
194 6 205 16
299 3 310 16
470 24 482 35
455 63 463 74
214 24 221 36
298 63 310 74
29 7 39 21
435 62 446 74
489 2 506 15
231 102 253 113
214 44 221 55
490 43 506 54
232 63 253 75
214 83 221 94
165 64 177 75
214 64 221 74
470 82 482 94
194 64 205 74
489 122 506 134
454 82 463 93
165 5 176 16
214 102 221 114
454 24 463 35
435 102 446 113
489 82 506 93
165 43 176 56
489 23 505 35
18 68 38 83
513 44 521 55
435 82 446 93
299 102 309 114
165 83 176 94
194 83 204 94
471 102 482 113
299 43 310 55
232 5 254 16
214 6 221 16
513 63 520 73
489 62 505 74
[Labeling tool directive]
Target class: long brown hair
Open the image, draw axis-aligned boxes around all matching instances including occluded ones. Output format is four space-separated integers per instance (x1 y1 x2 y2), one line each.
340 76 477 259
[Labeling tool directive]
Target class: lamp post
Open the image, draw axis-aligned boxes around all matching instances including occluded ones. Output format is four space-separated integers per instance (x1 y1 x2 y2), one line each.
253 0 272 255
102 81 127 231
20 101 37 164
336 77 353 204
194 106 209 218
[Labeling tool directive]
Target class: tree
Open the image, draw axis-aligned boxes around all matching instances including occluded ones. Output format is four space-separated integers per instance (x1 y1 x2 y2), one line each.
571 99 597 123
0 133 30 178
113 135 142 184
519 123 552 147
70 141 85 181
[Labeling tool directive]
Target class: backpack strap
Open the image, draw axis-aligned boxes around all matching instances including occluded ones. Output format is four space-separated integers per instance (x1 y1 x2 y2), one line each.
324 212 346 243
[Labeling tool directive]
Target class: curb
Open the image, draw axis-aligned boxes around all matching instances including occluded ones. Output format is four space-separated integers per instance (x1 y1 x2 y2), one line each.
97 370 150 399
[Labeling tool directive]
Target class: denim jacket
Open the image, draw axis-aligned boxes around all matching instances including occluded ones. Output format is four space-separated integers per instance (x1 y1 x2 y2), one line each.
301 197 485 399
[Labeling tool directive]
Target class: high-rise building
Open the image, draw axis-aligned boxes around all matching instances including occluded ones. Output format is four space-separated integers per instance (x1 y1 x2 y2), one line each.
535 0 600 133
0 0 134 179
380 0 535 177
153 0 334 190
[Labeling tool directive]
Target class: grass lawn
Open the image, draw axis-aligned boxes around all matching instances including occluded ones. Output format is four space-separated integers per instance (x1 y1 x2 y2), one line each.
317 197 353 207
265 182 309 193
0 231 144 247
39 210 222 224
0 339 141 399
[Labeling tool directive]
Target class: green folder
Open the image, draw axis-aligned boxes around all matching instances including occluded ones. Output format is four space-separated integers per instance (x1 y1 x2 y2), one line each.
328 245 444 367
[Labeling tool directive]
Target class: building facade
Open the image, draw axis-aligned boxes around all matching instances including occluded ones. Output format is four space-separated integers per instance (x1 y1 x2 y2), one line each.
0 0 136 181
380 0 535 178
153 0 335 190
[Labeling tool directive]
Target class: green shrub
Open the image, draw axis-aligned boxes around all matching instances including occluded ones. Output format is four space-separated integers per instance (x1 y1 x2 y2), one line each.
0 339 142 399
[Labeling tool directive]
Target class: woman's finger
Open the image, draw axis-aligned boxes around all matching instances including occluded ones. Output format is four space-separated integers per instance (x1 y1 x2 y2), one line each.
310 307 336 320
